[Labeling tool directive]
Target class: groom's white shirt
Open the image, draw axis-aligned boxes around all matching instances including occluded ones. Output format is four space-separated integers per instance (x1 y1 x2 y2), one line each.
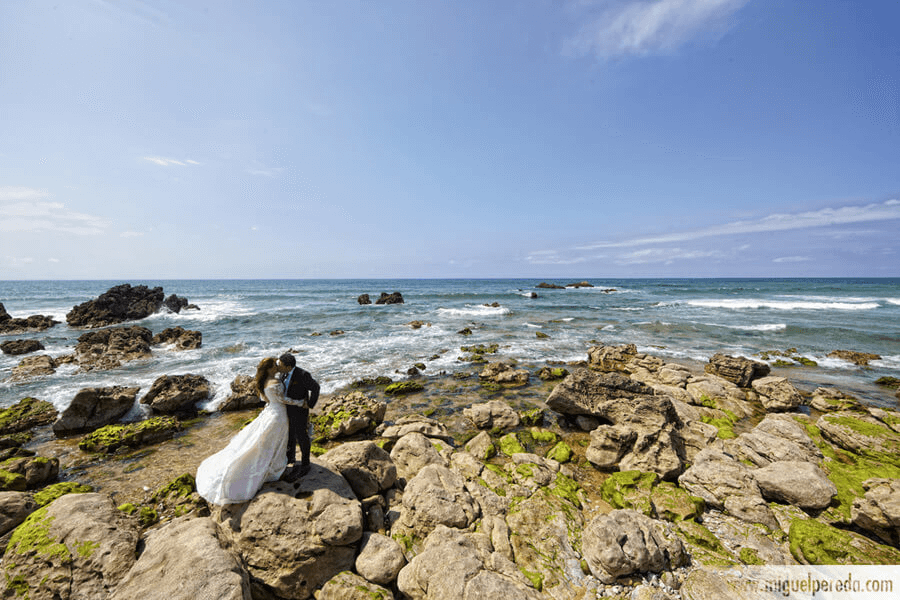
280 368 307 407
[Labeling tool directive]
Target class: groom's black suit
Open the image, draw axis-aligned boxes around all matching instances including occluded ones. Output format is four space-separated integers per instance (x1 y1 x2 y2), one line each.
284 366 320 467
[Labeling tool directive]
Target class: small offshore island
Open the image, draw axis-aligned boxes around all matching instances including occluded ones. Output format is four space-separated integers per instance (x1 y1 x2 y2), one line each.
1 284 899 600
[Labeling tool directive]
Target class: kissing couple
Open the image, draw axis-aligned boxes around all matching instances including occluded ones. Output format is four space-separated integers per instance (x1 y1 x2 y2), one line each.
196 353 320 506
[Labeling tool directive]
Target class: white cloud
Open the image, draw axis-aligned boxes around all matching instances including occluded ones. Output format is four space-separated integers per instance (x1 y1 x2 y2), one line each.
247 167 284 177
48 258 60 263
0 186 50 203
120 231 145 237
0 198 109 236
616 247 724 264
773 256 811 263
566 0 749 59
144 156 200 167
579 199 900 250
526 250 592 265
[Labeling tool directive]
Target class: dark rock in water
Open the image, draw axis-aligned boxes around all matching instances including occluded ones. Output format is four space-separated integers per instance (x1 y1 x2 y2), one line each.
52 386 140 436
163 294 190 313
140 374 210 415
705 353 771 388
219 375 263 411
74 325 153 371
566 281 594 288
151 326 202 350
0 302 58 334
66 284 166 328
0 339 45 356
375 292 404 305
827 349 882 366
9 355 58 381
357 294 372 305
536 282 564 289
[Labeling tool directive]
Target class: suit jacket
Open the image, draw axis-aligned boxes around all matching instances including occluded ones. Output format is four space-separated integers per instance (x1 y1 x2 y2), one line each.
284 367 320 409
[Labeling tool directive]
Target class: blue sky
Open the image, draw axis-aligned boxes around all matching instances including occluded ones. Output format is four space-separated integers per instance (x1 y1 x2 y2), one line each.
1 0 898 279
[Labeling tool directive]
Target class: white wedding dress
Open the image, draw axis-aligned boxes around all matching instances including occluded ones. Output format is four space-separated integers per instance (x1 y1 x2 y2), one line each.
196 379 289 505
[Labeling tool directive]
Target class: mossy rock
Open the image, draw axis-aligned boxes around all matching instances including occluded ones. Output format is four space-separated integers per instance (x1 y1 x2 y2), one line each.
5 506 71 562
529 428 557 445
789 519 900 565
800 418 900 522
151 473 196 503
33 482 93 507
701 414 737 440
820 413 900 467
519 407 544 427
0 397 58 435
546 441 573 464
537 367 568 381
875 376 900 389
549 471 583 508
674 519 738 567
78 416 182 453
0 469 27 491
499 433 525 456
601 470 704 522
351 376 393 388
384 381 424 395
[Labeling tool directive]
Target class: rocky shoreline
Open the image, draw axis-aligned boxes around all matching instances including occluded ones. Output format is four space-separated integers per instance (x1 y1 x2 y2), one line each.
1 284 899 599
1 338 899 599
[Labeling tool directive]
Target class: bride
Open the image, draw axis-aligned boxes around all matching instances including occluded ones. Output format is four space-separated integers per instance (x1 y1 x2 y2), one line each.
196 357 291 505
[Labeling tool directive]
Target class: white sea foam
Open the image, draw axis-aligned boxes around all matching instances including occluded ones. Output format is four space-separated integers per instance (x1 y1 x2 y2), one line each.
524 323 542 328
686 299 880 311
886 298 900 306
436 305 510 318
609 307 645 312
717 323 788 332
872 355 900 369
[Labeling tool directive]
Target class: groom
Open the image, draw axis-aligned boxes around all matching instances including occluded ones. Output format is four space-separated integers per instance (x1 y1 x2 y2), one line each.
277 353 320 480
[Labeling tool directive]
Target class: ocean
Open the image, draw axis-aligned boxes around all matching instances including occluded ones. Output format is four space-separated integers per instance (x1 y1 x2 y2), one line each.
2 278 899 414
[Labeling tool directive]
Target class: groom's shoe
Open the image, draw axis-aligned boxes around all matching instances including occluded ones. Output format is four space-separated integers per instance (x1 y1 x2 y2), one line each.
298 463 310 477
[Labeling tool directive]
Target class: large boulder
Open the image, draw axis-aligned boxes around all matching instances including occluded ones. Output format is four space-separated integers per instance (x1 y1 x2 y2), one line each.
463 400 521 430
816 411 900 461
678 448 777 530
66 284 166 328
751 376 802 412
320 441 397 499
110 517 250 600
380 415 452 441
0 339 45 356
357 294 372 305
216 461 363 600
754 461 836 510
726 413 823 467
588 343 638 373
389 432 448 482
0 303 58 335
74 326 153 371
140 374 210 415
827 349 881 366
582 509 686 584
355 531 406 586
162 293 193 313
315 391 387 440
397 525 541 600
549 368 685 479
52 386 139 435
151 326 201 350
851 478 900 546
1 493 140 600
704 353 770 387
395 464 479 539
219 375 264 411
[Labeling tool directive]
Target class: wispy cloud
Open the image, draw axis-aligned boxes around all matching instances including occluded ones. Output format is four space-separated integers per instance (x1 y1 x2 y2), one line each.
143 156 200 166
526 250 594 265
247 167 284 178
616 247 725 264
773 256 811 263
579 199 900 250
120 231 145 238
0 187 109 235
565 0 750 59
0 186 50 203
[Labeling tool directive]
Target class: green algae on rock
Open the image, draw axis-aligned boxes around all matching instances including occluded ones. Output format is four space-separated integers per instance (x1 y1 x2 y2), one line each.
601 470 704 522
33 482 94 507
0 397 58 435
384 381 424 395
78 416 182 453
789 518 900 565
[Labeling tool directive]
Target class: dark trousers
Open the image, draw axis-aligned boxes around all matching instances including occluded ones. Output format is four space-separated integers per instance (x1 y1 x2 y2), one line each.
286 405 310 466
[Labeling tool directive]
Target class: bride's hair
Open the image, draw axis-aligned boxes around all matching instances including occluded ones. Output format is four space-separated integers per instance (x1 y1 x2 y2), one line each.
254 357 279 396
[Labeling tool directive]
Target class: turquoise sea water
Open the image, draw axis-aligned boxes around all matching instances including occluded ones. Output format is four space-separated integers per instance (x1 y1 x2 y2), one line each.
1 278 899 413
